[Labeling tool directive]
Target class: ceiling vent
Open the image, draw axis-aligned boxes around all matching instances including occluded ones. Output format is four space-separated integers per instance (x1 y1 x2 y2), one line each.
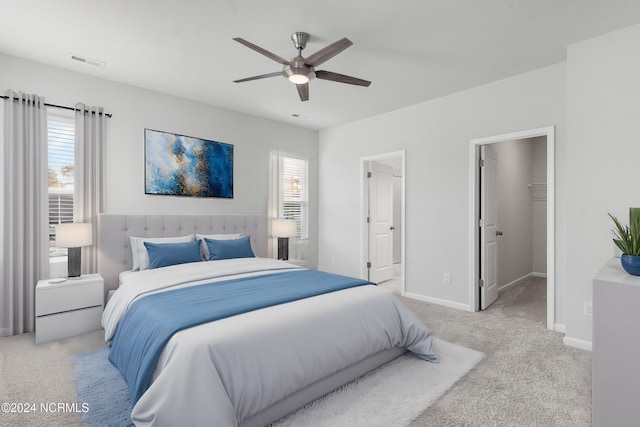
69 53 105 68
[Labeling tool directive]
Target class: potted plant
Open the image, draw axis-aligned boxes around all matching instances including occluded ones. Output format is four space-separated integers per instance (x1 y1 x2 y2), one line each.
609 208 640 275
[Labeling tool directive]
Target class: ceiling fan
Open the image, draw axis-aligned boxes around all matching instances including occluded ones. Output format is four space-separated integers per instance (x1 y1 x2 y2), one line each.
232 32 371 102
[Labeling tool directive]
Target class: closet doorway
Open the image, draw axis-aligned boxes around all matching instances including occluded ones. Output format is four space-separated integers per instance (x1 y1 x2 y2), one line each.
469 127 555 330
361 151 405 295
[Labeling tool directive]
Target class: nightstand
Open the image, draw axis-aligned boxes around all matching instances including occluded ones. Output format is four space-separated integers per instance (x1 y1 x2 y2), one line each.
35 273 104 344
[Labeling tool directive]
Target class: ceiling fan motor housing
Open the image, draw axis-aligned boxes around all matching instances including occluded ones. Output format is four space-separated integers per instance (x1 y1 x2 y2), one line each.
282 55 315 82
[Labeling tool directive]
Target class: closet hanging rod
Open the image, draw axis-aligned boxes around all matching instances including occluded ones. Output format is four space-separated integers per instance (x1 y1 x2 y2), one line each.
0 95 112 118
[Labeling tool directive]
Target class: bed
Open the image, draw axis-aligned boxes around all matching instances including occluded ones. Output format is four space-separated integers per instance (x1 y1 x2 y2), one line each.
98 214 437 427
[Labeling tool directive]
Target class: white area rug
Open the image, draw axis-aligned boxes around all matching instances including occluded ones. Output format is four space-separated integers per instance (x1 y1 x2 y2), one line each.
272 338 484 427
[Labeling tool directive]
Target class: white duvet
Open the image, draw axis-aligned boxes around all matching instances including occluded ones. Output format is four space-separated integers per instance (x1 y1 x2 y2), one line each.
102 258 437 426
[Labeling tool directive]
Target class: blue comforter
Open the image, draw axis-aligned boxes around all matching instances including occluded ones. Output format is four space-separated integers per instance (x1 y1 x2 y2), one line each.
108 269 373 403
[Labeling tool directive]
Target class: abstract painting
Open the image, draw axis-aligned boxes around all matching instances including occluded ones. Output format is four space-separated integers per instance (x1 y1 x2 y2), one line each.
145 129 233 198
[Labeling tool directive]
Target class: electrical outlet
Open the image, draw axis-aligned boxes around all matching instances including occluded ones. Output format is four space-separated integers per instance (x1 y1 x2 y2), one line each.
443 273 451 284
584 302 593 316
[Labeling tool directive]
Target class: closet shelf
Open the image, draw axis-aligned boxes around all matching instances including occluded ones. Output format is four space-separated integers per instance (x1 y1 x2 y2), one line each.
528 183 547 201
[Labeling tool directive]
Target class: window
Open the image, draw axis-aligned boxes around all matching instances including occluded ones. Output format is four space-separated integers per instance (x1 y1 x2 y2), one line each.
278 155 309 239
47 111 75 255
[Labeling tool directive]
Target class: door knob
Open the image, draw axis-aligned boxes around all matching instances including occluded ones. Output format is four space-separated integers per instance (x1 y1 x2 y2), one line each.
390 226 395 230
496 231 503 236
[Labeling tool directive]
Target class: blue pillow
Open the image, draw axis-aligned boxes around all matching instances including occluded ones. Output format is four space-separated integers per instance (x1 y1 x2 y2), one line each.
204 235 255 261
143 240 202 269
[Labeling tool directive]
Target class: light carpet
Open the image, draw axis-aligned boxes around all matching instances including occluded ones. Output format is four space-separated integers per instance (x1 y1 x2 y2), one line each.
273 339 484 426
71 338 483 427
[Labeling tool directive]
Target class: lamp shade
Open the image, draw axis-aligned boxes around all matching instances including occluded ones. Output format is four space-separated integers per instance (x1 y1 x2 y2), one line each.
272 219 297 238
56 223 93 248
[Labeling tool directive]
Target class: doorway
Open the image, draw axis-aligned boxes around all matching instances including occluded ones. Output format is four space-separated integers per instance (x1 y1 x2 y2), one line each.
469 127 556 330
361 151 405 295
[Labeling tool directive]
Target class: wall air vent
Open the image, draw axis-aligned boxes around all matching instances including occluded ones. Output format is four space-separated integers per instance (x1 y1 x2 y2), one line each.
69 54 105 68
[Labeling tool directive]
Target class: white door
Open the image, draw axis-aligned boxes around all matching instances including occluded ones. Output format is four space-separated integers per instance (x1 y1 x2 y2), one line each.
368 162 394 283
480 145 499 309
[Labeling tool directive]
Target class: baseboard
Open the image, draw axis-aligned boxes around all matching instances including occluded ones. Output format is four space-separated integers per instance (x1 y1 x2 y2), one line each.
403 292 471 312
533 272 547 278
563 336 592 352
554 323 566 333
499 272 533 293
0 326 12 337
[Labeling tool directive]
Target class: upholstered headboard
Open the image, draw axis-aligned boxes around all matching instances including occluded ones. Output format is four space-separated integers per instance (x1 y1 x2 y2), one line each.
97 214 268 296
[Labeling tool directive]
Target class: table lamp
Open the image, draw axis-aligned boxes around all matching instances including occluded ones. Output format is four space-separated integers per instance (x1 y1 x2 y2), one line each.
272 219 297 260
56 223 93 278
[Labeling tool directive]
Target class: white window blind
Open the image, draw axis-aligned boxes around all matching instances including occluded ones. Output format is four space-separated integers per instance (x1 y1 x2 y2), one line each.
47 111 75 251
281 156 309 239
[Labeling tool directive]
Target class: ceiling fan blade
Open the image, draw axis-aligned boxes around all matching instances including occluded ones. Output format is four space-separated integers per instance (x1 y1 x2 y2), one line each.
233 38 290 65
304 38 353 67
233 71 282 83
315 70 371 87
296 83 309 102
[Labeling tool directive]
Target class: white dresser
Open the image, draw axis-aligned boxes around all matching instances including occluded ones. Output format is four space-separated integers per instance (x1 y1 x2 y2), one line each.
592 258 640 427
35 274 104 344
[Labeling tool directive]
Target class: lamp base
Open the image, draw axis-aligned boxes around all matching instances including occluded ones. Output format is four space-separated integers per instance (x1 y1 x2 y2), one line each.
277 237 290 261
67 247 82 278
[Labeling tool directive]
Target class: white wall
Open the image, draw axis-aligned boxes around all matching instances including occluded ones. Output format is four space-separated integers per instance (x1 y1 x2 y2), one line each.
318 21 640 348
0 53 319 268
491 136 547 286
319 63 566 315
565 23 640 347
532 137 547 275
492 139 534 288
393 175 402 265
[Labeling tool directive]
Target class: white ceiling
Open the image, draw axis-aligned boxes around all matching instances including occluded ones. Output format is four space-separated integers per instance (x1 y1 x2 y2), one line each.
2 0 640 131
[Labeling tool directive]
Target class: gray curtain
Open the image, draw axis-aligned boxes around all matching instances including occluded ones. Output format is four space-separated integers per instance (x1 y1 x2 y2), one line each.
2 90 49 336
75 104 106 274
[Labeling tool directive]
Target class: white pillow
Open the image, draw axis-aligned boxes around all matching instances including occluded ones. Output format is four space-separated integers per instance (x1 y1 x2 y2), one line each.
130 235 195 271
195 233 244 260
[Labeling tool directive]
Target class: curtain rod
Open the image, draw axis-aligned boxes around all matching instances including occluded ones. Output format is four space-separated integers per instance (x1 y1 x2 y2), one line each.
0 95 112 118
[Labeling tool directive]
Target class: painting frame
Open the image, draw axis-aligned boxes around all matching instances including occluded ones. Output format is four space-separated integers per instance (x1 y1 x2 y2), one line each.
144 128 234 199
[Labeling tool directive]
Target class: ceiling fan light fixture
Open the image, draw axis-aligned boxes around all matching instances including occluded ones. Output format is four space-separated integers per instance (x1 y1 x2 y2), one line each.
283 64 314 85
288 73 309 84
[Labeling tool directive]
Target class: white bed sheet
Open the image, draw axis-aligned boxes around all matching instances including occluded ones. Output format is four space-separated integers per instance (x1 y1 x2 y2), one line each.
102 258 437 426
103 258 302 343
